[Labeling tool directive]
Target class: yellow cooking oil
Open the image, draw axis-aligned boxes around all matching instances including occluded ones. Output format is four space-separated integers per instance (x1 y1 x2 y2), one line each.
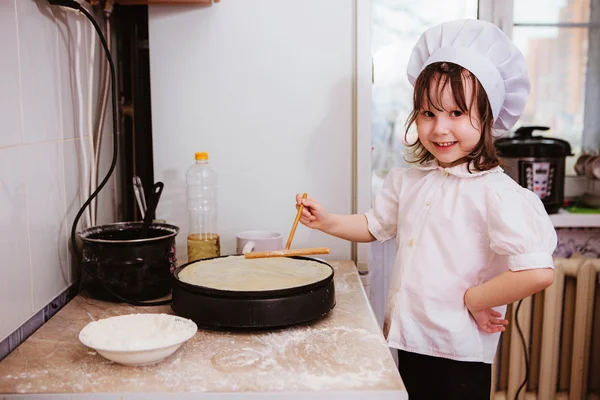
187 233 220 262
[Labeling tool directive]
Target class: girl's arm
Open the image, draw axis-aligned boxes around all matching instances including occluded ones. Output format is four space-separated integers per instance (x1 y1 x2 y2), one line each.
297 195 376 243
320 214 376 243
465 267 554 312
297 169 403 245
475 184 558 315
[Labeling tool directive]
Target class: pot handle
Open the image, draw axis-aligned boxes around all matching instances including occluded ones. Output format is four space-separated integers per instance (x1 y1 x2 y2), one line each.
514 125 549 138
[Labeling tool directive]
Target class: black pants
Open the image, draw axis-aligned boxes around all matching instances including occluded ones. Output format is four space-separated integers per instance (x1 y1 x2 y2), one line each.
397 350 491 400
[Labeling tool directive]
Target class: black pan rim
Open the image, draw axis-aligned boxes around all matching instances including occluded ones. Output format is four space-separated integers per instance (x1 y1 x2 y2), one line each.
78 221 179 245
173 255 334 299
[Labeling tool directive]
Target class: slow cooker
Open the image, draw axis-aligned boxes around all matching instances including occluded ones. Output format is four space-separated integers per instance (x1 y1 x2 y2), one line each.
495 126 573 214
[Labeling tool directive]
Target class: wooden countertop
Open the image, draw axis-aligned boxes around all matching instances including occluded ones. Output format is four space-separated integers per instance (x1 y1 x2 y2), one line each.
0 261 406 399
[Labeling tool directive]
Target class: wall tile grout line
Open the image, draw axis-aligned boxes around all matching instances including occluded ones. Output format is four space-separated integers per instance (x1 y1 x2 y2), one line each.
13 0 25 147
13 0 36 316
0 135 95 151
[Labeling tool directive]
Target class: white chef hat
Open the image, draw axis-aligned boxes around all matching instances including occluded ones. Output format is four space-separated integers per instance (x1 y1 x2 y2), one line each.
407 18 530 131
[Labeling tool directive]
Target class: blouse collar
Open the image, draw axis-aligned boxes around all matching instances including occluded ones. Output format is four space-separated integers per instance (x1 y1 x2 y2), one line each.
415 160 503 178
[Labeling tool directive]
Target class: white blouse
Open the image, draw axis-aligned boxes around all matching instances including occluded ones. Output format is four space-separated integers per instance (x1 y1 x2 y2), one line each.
365 160 557 363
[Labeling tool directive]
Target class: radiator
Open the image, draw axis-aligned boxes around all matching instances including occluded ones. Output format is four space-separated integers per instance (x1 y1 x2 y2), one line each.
492 255 600 400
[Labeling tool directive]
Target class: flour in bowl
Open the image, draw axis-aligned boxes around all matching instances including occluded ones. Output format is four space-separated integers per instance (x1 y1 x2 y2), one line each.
79 313 197 352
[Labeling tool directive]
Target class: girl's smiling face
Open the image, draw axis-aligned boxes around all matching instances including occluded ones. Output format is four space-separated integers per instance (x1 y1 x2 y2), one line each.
415 75 483 168
405 62 498 172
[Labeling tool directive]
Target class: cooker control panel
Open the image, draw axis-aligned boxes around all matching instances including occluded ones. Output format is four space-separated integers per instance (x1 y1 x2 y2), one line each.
520 161 554 199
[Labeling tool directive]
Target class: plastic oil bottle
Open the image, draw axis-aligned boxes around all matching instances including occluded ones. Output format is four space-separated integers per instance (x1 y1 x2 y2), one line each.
186 152 220 262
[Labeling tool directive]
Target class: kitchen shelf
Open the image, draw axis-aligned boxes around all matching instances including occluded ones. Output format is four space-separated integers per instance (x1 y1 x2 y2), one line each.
550 209 600 228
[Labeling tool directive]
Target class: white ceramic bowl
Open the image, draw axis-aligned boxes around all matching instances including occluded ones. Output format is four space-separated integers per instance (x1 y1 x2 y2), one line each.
79 313 197 366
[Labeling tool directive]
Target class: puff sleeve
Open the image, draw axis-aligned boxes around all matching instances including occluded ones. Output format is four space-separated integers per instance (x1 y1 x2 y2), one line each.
364 168 404 242
487 184 557 271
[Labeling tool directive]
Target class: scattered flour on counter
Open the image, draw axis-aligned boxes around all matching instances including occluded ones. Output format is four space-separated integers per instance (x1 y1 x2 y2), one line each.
334 273 352 293
203 325 389 391
7 325 395 393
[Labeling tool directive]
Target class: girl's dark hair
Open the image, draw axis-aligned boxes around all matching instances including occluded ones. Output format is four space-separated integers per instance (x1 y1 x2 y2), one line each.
404 62 500 172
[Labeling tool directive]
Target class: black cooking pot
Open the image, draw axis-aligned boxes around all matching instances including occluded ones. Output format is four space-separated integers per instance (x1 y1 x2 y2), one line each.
78 222 179 302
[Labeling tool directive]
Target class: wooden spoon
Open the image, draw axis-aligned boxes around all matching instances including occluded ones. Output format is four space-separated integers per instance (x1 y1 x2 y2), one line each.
285 193 307 250
244 193 330 259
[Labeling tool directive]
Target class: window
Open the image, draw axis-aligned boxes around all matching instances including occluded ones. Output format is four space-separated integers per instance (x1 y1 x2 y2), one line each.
510 0 595 174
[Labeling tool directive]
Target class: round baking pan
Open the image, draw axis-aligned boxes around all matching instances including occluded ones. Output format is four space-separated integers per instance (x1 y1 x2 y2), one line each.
171 255 336 329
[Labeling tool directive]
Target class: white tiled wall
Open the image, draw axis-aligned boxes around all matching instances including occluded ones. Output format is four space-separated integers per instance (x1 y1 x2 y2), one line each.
0 0 117 342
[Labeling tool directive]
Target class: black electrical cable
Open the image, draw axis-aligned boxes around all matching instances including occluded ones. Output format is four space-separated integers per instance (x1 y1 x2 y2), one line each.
49 0 171 306
514 298 529 399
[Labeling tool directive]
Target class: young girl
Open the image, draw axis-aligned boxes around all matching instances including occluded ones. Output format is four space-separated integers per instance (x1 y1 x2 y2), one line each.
296 19 557 399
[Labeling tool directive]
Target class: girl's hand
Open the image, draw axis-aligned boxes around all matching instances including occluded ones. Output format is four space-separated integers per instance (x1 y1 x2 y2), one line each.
464 287 509 333
467 307 508 334
295 194 330 230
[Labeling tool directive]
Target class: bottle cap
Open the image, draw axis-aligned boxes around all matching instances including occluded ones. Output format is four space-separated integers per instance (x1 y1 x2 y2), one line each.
195 152 209 161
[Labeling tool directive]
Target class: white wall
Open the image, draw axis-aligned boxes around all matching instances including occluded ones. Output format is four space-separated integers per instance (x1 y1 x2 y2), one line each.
0 0 117 341
148 0 356 260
